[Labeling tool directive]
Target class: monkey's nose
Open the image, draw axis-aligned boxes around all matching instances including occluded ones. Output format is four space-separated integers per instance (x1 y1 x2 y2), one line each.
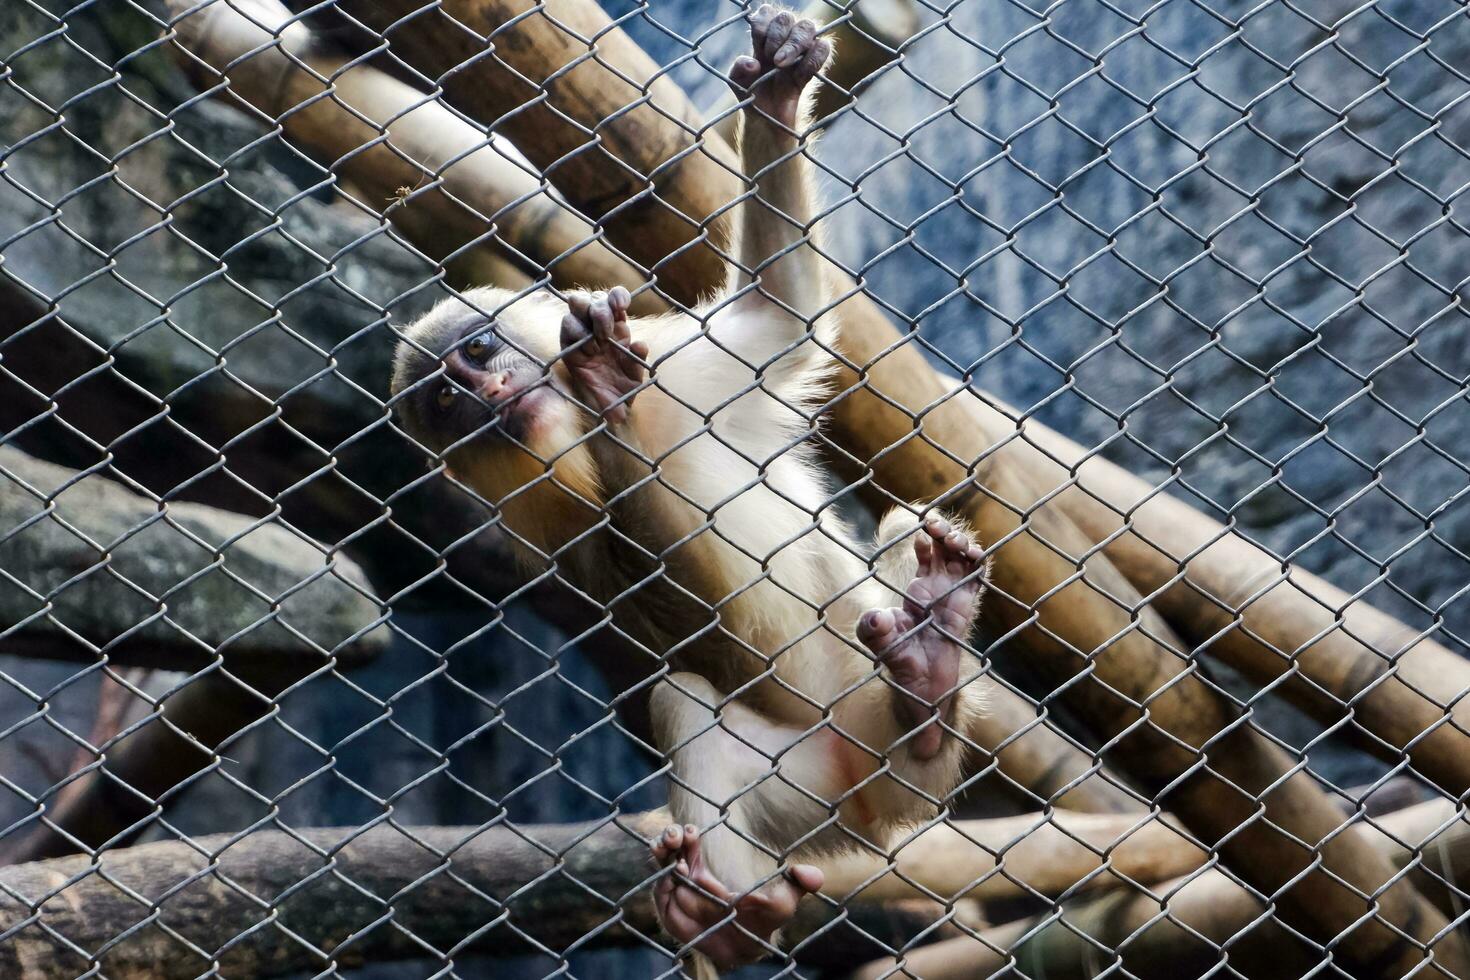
477 370 512 401
444 362 514 404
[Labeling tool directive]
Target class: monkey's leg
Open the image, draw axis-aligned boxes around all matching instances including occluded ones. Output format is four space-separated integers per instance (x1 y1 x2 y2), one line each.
858 517 988 761
650 673 827 969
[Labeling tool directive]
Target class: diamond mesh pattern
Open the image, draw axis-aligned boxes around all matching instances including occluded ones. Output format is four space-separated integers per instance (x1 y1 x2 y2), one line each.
0 0 1468 978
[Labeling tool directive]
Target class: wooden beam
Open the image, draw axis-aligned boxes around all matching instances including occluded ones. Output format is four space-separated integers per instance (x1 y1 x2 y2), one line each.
328 0 741 305
977 402 1470 795
167 0 659 310
851 798 1470 980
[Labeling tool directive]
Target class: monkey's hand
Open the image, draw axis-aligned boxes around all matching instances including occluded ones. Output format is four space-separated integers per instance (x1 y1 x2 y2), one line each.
729 5 832 132
560 286 648 426
651 824 823 970
859 517 987 761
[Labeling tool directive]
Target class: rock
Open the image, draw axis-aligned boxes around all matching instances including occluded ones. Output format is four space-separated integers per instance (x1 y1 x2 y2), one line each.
0 445 387 668
0 1 516 607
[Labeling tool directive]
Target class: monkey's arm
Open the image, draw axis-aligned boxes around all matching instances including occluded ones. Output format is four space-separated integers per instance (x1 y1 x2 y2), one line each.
560 289 711 554
718 8 833 366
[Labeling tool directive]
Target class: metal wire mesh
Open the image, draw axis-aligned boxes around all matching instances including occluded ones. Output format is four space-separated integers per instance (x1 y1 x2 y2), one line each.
1 0 1469 977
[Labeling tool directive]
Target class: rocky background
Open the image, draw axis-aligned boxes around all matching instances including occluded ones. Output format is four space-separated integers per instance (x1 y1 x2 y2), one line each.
0 0 1466 976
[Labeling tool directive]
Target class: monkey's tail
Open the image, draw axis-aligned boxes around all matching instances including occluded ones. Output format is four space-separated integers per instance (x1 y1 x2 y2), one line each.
684 952 721 980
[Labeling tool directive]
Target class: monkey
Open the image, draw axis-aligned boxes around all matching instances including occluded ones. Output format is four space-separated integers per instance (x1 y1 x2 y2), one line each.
389 6 989 973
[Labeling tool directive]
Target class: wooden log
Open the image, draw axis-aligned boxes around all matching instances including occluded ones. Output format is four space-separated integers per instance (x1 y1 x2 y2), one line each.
0 801 1452 980
0 816 666 979
165 0 662 310
0 813 957 980
950 455 1469 976
968 681 1142 814
850 798 1470 980
329 0 740 305
974 403 1470 795
820 809 1206 903
4 670 292 863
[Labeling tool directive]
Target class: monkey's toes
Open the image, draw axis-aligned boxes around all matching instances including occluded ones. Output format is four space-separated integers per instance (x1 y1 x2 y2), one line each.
650 825 813 969
919 517 985 580
857 607 914 657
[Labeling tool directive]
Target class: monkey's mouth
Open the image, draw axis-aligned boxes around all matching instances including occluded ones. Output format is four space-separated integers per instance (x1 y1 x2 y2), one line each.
470 374 556 443
435 361 556 447
490 383 556 442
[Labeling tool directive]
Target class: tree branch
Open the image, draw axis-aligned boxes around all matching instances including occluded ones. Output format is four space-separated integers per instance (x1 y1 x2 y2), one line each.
165 0 657 312
324 0 741 303
851 798 1470 980
0 812 988 979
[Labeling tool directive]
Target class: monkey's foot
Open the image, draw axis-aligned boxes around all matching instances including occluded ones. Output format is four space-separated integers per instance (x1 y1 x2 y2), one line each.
560 286 648 425
729 5 832 131
858 517 988 761
651 824 822 970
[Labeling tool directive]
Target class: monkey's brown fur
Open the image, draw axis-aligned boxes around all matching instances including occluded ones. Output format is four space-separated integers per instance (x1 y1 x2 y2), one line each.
390 7 988 971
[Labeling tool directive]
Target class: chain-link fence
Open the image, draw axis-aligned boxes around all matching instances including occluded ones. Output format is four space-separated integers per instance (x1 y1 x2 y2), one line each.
2 0 1469 977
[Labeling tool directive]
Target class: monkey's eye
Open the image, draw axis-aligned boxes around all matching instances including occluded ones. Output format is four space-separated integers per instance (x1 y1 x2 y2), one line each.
464 333 491 365
436 384 457 411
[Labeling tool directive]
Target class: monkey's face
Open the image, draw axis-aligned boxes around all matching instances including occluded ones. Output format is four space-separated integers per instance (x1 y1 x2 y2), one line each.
390 288 593 490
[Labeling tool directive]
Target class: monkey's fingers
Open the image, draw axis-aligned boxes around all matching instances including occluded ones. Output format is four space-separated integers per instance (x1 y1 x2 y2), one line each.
749 3 779 46
607 285 634 346
729 873 818 946
652 823 689 866
773 18 816 69
787 863 824 896
585 291 613 340
659 892 713 948
588 290 636 349
653 866 678 924
795 37 832 88
566 290 592 322
761 8 796 64
729 54 762 93
608 285 632 319
672 868 731 927
559 310 592 356
945 531 974 577
922 515 952 538
913 525 937 575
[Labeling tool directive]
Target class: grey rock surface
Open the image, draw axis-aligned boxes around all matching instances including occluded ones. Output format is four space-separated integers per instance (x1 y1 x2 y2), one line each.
0 445 387 666
0 1 512 606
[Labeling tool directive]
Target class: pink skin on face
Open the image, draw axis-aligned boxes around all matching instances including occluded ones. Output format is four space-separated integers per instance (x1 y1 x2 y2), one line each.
466 362 567 444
